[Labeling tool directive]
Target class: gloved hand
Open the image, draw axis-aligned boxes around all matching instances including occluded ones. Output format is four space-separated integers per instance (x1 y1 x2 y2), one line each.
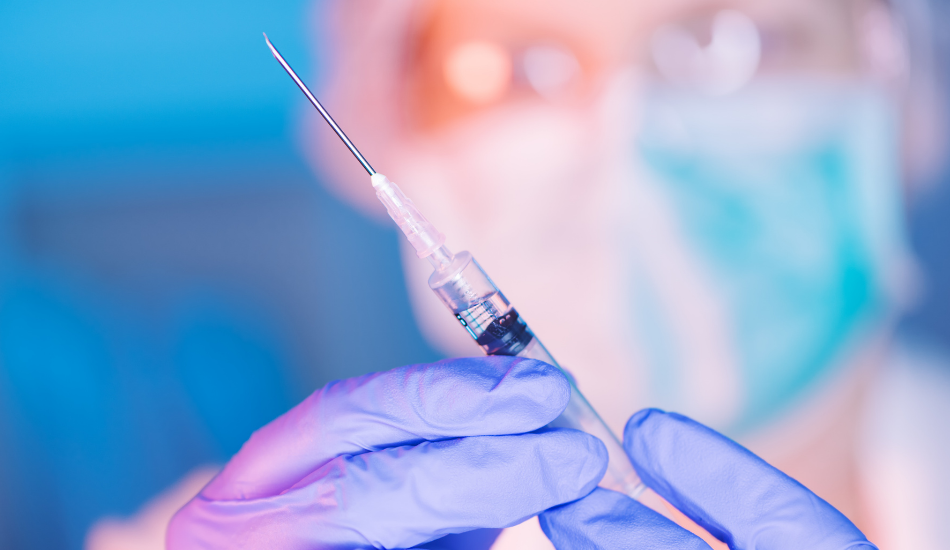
166 356 608 549
539 409 877 550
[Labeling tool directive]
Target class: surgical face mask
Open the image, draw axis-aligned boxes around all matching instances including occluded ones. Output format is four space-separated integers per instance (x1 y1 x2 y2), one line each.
633 79 908 432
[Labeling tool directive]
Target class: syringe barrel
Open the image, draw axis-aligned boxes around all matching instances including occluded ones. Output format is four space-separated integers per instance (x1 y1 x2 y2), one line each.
428 250 645 498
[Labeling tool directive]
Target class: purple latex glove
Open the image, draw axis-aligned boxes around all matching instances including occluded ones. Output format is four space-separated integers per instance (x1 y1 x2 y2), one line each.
167 356 608 549
540 409 877 550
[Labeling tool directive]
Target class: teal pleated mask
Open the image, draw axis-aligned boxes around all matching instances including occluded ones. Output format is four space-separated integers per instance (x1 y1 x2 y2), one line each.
633 80 909 433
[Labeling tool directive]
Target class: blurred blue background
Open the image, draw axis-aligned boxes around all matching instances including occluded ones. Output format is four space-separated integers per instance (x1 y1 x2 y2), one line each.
0 1 440 548
0 1 948 549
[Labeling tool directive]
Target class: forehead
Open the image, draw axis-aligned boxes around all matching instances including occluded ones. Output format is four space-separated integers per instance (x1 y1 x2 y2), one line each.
414 0 860 79
415 0 645 63
417 0 854 45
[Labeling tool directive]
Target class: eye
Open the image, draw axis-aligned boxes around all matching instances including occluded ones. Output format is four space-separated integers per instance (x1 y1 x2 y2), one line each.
442 40 513 104
521 44 581 99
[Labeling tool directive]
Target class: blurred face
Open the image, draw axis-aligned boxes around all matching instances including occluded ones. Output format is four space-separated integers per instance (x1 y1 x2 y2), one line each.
314 0 910 434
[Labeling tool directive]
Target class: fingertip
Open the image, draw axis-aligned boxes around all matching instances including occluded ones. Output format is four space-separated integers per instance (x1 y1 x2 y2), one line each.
505 357 572 411
534 429 609 501
577 431 610 495
621 408 690 502
623 408 667 447
622 409 716 467
483 356 571 427
627 407 666 425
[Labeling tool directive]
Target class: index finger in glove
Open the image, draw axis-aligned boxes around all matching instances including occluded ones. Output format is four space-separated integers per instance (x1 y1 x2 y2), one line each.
205 356 570 500
623 409 876 550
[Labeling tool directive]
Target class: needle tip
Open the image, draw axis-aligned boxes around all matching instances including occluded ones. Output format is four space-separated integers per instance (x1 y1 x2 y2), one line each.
262 32 278 58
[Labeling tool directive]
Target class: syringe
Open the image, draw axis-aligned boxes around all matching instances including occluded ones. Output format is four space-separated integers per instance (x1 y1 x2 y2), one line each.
264 33 645 499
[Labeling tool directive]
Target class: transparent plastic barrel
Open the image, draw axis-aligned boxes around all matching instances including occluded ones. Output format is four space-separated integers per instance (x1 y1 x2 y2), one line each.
428 250 645 498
